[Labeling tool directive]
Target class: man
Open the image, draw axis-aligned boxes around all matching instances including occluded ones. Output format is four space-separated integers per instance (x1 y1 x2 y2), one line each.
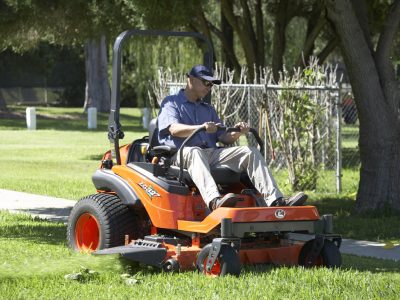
157 65 307 210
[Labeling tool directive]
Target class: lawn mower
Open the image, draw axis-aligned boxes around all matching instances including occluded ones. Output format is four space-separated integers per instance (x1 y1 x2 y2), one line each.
67 29 342 276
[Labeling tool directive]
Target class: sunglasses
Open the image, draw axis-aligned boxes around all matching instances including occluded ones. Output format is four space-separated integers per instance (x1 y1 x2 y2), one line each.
199 78 213 88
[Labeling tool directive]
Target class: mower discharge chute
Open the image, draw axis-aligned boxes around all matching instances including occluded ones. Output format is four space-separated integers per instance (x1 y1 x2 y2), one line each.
67 29 342 276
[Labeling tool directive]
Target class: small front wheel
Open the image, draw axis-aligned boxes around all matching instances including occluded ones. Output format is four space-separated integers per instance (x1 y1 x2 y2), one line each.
162 259 180 273
299 239 342 268
196 243 241 277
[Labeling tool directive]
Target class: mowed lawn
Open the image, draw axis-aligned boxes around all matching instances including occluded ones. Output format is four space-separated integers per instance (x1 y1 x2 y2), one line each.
0 107 147 199
0 211 399 299
1 107 400 299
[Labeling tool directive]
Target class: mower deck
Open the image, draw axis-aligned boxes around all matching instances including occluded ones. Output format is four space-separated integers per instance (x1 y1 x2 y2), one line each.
177 206 321 234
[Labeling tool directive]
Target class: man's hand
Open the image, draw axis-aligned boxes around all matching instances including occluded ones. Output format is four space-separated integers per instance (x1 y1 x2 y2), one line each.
204 122 220 133
218 121 249 145
234 122 250 135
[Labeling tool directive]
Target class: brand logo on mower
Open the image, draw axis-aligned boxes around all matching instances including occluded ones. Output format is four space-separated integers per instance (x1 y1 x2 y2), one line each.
138 182 160 199
274 209 286 219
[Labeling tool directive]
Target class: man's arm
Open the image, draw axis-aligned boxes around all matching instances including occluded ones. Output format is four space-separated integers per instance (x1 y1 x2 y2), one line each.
169 122 221 137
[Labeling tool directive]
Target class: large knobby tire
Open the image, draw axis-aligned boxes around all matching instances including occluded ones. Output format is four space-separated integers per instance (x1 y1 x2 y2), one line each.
67 193 148 251
196 243 241 277
298 239 342 268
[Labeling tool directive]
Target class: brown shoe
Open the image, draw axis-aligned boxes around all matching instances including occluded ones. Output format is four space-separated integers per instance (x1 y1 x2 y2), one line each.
209 193 238 210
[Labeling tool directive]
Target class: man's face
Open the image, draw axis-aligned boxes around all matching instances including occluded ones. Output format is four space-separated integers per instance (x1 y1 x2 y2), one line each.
190 76 213 99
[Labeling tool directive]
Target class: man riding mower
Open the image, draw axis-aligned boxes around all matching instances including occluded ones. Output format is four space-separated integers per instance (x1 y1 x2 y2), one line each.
67 29 342 277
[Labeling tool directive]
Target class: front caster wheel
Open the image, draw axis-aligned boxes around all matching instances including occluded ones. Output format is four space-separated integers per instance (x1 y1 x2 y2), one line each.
299 239 342 268
162 259 180 273
196 243 241 277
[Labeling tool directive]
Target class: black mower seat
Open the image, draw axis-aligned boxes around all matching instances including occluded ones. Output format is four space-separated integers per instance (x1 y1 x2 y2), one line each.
168 164 241 185
146 118 243 186
130 162 241 185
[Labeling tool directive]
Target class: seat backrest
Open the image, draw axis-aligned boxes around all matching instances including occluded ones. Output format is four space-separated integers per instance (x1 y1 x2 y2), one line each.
148 118 160 149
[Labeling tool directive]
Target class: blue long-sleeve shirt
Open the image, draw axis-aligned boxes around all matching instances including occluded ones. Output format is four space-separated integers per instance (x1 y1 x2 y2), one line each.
157 89 224 149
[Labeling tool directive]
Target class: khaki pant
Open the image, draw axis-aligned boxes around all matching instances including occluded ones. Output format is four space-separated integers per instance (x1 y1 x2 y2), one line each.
172 146 283 206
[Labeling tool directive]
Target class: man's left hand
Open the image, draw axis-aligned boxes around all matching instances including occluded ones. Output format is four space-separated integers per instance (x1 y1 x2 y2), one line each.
234 122 250 135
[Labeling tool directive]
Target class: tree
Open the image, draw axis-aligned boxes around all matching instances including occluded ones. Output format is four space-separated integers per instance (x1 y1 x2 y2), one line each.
325 0 400 213
186 1 339 82
83 36 110 112
0 0 140 112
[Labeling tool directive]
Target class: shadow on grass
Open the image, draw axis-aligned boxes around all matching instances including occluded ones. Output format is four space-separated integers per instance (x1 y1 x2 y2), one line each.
16 207 73 223
0 216 67 245
341 254 400 273
308 196 355 216
342 148 360 168
0 111 147 133
82 154 106 161
241 254 400 274
309 196 400 242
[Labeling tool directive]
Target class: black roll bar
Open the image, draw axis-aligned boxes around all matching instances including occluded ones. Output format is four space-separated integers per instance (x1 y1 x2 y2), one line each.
108 29 214 165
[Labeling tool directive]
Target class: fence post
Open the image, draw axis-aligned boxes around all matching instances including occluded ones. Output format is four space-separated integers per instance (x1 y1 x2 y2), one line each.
336 86 343 193
142 107 150 129
247 84 251 126
26 107 36 130
88 107 97 129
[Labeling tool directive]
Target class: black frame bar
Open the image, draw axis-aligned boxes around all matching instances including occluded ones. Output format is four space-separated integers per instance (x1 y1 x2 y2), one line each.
108 29 214 165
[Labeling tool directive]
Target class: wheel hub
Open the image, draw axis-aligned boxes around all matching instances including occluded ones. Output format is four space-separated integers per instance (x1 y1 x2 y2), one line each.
75 213 100 251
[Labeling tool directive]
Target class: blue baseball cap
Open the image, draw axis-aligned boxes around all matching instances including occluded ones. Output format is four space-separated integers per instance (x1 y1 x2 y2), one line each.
187 65 222 85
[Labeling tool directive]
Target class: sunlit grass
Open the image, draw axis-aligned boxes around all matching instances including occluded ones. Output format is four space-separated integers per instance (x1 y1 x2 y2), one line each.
0 212 400 299
0 211 399 300
1 107 399 299
0 107 147 199
0 106 398 242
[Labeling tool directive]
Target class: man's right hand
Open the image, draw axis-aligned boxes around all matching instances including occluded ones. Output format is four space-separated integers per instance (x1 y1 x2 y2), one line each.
204 122 220 133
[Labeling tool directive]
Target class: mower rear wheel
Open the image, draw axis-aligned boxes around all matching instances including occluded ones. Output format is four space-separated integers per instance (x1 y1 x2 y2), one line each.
67 193 147 251
298 239 342 268
196 243 241 277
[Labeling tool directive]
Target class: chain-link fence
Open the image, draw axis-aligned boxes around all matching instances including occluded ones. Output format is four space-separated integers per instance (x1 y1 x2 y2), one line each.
153 75 360 195
339 84 360 195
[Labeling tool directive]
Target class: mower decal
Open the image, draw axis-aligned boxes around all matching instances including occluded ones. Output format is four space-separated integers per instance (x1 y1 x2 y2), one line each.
138 182 160 199
274 209 286 219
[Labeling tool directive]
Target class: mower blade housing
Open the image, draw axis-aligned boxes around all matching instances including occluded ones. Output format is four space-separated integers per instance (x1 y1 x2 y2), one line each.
94 242 167 267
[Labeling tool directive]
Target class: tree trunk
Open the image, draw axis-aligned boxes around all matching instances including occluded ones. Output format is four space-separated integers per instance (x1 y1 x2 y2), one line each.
296 6 326 67
272 0 290 82
325 0 400 213
221 0 257 81
84 35 110 113
221 4 235 70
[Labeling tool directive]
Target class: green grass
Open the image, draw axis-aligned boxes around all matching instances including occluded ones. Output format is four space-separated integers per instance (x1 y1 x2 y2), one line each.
0 106 147 199
1 107 400 298
0 106 398 243
0 211 399 300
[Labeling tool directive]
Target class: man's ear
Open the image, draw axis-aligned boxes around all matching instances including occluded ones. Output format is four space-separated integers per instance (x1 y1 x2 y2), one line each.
187 76 193 87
